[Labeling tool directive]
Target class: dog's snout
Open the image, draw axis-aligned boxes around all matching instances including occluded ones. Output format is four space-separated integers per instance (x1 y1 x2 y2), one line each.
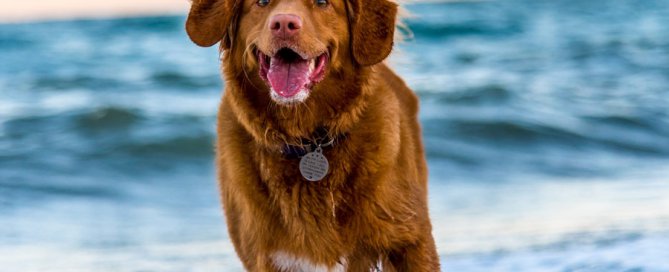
269 14 302 38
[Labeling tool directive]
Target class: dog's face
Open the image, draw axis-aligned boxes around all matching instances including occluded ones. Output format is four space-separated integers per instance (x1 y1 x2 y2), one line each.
245 0 347 104
186 0 398 106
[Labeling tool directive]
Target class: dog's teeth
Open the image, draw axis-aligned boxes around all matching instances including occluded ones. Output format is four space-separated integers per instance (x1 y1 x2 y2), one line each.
309 60 316 72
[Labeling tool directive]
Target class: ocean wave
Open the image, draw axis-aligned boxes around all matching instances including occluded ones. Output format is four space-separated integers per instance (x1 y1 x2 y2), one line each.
113 134 214 158
22 71 220 93
420 84 514 105
0 180 122 199
581 114 669 136
424 117 669 156
150 71 221 89
1 107 215 177
0 34 34 49
408 22 522 40
97 15 184 33
75 107 143 130
404 1 524 40
31 75 124 91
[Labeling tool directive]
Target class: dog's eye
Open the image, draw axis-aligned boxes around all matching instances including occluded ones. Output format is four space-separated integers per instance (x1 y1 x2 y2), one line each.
316 0 328 6
257 0 270 7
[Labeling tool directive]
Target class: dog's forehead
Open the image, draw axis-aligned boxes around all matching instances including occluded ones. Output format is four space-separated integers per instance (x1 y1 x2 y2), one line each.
238 0 350 30
240 0 348 11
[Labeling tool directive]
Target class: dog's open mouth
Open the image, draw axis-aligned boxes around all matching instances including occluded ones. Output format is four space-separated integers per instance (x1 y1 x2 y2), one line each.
258 48 328 100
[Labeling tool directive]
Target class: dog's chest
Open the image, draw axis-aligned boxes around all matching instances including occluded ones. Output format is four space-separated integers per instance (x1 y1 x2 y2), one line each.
271 251 347 272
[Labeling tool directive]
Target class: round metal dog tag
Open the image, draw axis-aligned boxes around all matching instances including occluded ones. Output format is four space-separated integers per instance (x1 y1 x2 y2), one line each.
299 147 329 181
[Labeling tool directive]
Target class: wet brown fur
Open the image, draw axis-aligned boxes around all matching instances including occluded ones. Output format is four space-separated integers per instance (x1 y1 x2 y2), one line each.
186 0 440 270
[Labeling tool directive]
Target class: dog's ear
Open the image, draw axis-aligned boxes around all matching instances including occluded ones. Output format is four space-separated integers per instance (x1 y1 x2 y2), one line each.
186 0 239 48
348 0 398 66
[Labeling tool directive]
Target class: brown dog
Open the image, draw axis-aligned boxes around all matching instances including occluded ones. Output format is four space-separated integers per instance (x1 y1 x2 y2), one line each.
186 0 440 270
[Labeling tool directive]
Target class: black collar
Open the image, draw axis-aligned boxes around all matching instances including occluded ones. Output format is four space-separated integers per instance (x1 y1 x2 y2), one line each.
280 127 341 159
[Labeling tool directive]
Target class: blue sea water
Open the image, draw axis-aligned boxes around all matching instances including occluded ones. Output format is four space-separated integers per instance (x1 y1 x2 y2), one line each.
1 0 669 271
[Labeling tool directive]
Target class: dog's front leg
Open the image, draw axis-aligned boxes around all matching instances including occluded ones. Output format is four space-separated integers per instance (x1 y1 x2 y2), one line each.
388 235 441 272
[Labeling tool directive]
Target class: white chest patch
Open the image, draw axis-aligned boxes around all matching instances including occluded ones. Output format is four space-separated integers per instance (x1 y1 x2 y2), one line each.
271 251 347 272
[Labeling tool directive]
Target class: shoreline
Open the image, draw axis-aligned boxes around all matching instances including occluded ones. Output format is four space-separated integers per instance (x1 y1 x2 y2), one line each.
0 0 190 24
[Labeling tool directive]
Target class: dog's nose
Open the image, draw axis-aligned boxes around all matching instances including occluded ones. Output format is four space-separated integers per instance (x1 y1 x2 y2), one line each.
269 14 302 38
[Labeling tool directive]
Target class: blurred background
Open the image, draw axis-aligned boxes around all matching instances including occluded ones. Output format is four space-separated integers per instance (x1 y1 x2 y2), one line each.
1 0 669 271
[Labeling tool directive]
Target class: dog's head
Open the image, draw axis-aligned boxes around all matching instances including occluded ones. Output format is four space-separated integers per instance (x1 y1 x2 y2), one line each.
186 0 398 106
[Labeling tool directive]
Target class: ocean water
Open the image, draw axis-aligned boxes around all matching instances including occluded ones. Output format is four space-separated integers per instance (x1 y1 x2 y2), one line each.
2 0 669 271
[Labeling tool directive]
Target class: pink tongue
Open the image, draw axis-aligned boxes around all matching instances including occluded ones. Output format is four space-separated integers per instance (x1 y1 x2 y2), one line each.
267 56 311 98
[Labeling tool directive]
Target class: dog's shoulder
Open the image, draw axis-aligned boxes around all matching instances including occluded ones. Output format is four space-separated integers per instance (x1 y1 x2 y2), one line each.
374 63 420 117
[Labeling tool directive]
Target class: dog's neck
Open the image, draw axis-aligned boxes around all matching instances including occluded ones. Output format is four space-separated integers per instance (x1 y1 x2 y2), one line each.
224 62 374 150
280 127 348 158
